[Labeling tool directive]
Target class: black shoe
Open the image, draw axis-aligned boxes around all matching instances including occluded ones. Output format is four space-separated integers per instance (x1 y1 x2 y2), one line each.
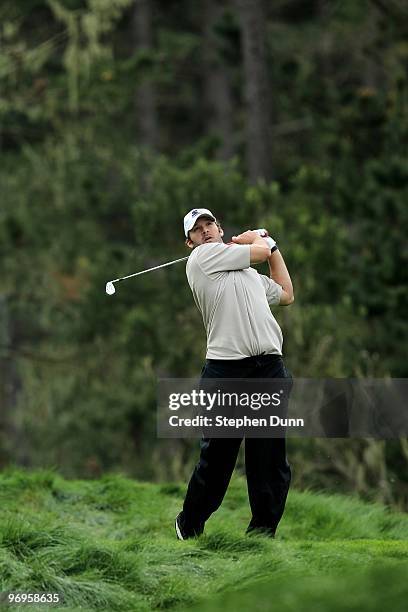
175 512 204 540
246 525 275 538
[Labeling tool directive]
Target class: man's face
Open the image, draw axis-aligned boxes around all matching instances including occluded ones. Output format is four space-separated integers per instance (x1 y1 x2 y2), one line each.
186 216 223 248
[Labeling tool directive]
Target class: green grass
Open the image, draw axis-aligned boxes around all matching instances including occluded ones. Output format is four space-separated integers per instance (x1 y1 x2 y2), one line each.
0 468 407 611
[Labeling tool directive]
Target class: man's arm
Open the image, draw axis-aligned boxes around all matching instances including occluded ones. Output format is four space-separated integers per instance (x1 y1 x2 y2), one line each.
231 230 270 264
268 249 294 305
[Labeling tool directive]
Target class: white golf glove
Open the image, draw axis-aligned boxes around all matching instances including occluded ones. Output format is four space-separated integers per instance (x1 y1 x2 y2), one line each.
253 228 278 252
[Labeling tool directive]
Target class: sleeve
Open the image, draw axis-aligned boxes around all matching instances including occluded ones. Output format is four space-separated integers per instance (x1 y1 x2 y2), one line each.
258 273 283 305
194 243 250 276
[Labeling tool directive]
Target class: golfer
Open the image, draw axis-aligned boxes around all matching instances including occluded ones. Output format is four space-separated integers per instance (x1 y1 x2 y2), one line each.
175 208 294 540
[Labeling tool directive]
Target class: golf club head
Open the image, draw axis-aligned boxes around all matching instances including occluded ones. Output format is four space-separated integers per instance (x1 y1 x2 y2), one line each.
106 281 116 295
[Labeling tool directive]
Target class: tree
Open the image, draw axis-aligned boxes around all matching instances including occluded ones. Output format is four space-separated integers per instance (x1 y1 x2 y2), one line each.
202 0 235 161
235 0 273 182
132 0 159 149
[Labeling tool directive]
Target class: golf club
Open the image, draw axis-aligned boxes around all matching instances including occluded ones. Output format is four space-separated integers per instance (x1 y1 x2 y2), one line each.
106 256 189 295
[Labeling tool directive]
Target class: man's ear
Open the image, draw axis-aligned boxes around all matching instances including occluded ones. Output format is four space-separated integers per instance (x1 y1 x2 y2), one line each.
219 227 224 237
185 238 194 249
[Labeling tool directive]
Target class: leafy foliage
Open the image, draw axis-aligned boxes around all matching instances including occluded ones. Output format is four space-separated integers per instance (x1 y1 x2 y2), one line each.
0 0 407 506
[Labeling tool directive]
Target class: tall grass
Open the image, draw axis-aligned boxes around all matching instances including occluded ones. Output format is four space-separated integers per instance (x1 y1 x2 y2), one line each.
0 468 407 610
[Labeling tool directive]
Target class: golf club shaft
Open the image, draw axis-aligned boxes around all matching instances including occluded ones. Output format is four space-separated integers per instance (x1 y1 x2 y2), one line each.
112 256 189 284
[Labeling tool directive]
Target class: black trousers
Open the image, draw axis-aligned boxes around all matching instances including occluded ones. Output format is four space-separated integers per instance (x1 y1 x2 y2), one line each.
182 354 292 536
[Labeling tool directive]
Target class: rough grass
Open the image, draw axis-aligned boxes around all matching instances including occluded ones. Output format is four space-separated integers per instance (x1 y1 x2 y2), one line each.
0 468 407 611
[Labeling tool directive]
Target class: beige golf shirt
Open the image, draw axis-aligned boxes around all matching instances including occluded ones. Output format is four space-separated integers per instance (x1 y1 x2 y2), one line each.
186 242 283 360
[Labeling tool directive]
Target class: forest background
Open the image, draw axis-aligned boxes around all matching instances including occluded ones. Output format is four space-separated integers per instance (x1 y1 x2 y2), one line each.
1 0 407 510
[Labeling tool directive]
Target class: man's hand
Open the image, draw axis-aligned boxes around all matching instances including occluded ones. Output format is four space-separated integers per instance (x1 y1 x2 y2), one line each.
231 230 262 245
253 228 269 238
231 230 270 264
253 229 277 252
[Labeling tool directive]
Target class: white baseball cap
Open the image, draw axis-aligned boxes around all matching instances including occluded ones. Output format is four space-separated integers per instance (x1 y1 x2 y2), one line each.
183 208 216 237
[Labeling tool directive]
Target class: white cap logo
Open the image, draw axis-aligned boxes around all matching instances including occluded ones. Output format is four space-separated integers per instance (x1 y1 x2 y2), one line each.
183 208 216 237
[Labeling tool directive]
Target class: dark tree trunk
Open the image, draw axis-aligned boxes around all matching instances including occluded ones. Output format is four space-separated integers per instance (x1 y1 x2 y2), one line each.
0 295 28 467
235 0 273 182
132 0 159 149
203 0 235 161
